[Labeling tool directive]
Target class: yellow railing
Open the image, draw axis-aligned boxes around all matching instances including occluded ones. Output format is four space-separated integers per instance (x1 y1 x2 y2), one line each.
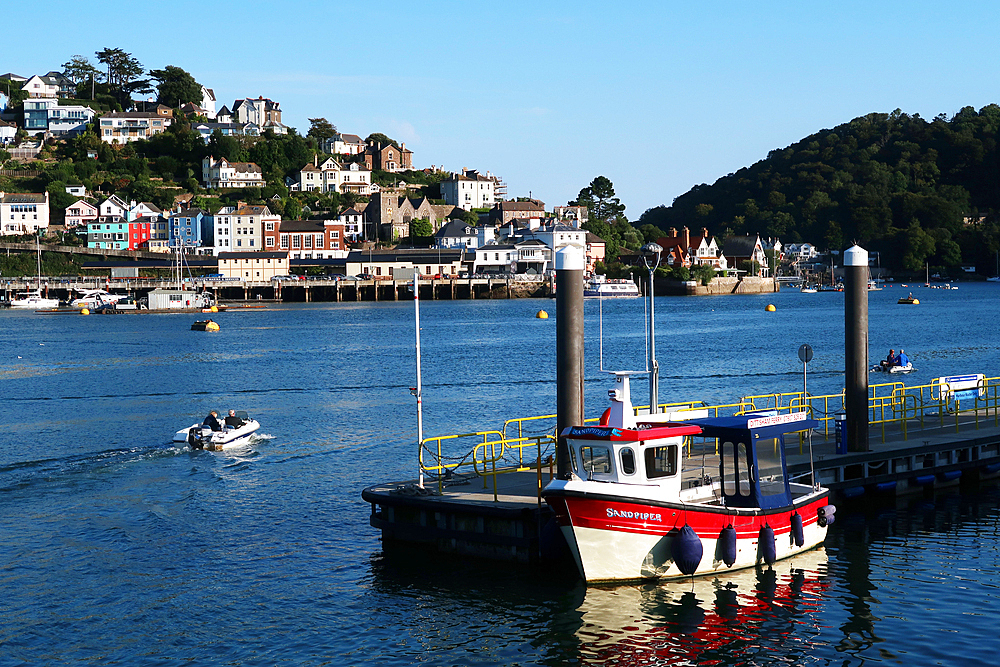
420 375 1000 501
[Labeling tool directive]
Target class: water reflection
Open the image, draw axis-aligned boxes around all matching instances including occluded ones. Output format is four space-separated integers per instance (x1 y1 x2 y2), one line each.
574 549 829 665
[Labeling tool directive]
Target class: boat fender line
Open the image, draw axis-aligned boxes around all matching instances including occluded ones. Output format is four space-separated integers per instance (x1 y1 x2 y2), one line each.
718 525 737 567
759 524 777 565
187 427 204 450
671 524 703 575
818 504 836 527
790 512 805 547
599 408 611 426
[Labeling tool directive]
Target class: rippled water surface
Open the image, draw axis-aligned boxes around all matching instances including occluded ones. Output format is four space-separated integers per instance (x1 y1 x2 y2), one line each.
1 284 999 665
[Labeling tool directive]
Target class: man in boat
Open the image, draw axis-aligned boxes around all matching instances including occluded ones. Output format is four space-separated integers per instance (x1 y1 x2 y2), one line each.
896 349 909 367
225 410 244 428
203 411 223 431
881 349 895 369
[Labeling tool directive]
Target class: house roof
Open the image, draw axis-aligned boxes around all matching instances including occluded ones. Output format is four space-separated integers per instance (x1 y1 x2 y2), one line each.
497 200 544 212
217 105 231 116
435 219 476 238
346 248 465 263
218 251 289 260
234 205 272 216
278 220 324 232
722 235 761 257
585 232 605 244
1 193 45 204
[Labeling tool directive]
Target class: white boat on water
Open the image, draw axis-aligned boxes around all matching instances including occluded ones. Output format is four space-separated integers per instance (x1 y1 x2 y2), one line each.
10 289 59 309
173 411 260 450
584 275 640 298
542 373 834 583
871 362 914 374
70 289 126 308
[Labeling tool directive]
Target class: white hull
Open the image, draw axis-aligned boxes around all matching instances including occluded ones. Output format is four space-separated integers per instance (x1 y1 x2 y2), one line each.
173 419 260 450
548 480 829 583
584 277 640 298
871 363 913 374
71 291 125 308
10 292 59 309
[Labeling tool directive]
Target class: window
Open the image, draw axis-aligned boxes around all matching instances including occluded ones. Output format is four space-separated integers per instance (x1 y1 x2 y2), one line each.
265 221 274 231
581 445 611 475
620 448 636 475
721 441 751 497
266 237 275 247
756 437 785 496
644 445 677 479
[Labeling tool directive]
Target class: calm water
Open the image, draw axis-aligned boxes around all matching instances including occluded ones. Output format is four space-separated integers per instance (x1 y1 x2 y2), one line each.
1 283 999 665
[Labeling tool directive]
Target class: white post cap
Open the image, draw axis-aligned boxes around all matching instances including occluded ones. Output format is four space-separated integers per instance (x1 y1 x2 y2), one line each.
555 245 585 271
844 245 868 267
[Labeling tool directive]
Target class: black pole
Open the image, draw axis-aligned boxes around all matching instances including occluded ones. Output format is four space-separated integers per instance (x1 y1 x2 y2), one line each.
844 245 869 452
555 246 585 478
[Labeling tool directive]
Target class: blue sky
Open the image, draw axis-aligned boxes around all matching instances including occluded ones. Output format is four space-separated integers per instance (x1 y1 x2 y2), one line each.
6 1 999 220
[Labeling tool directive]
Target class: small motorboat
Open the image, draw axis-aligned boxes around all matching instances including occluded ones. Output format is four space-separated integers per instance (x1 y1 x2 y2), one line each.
871 362 914 374
173 411 260 450
898 295 919 304
584 275 640 298
191 319 220 331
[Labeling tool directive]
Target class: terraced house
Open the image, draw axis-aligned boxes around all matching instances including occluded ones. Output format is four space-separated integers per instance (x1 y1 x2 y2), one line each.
0 192 49 235
98 106 173 144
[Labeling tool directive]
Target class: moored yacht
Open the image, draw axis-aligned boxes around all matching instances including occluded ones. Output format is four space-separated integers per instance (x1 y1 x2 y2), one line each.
10 289 59 309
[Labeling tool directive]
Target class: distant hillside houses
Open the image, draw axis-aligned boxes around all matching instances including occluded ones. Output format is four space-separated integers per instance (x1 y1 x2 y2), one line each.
202 157 266 189
289 157 374 195
99 107 173 144
440 168 501 211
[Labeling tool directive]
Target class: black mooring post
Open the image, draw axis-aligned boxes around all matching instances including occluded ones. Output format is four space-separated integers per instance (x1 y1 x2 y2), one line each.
844 245 870 453
555 246 585 478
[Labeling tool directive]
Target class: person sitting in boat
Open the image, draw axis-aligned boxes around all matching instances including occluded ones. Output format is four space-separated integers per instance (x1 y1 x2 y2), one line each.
896 349 909 367
225 410 244 428
881 349 895 369
203 411 223 431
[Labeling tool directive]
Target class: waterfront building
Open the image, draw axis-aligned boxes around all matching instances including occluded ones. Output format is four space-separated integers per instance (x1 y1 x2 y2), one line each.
722 234 769 277
128 201 162 222
87 216 127 249
337 205 365 241
473 239 549 275
98 107 173 144
64 199 98 229
0 191 49 235
202 156 266 189
585 232 606 275
656 227 728 272
435 219 479 250
264 219 347 259
346 248 465 279
440 169 499 211
228 204 278 252
218 251 290 281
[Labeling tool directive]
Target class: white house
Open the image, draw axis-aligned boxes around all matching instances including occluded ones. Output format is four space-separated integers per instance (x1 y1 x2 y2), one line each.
323 133 365 156
435 219 479 249
128 201 162 222
98 108 173 144
292 157 372 195
202 156 266 189
230 97 286 134
337 205 365 240
531 222 587 256
226 204 279 252
473 239 549 275
0 191 50 235
99 195 129 219
200 86 217 119
440 169 498 211
0 119 16 144
20 75 58 99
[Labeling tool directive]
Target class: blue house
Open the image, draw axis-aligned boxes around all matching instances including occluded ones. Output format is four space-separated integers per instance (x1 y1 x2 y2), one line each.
169 208 211 249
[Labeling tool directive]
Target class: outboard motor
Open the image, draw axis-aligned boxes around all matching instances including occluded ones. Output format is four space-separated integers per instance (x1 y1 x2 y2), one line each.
187 427 205 450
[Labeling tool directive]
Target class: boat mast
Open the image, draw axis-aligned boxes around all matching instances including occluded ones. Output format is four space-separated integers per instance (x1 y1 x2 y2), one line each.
640 243 662 413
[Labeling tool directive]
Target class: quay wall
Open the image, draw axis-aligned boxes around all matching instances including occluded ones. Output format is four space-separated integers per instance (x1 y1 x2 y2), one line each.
658 276 780 296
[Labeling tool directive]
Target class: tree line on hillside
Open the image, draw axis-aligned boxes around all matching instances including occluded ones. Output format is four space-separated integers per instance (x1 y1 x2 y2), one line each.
635 106 1000 274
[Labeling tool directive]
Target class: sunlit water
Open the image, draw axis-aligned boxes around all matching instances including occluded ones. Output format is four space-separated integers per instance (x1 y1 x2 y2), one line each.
1 283 998 665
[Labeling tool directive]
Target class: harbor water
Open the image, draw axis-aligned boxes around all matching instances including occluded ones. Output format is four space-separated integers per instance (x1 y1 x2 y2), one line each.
1 283 999 665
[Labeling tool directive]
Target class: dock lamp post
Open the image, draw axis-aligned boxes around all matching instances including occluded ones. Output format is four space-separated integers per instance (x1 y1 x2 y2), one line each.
641 242 662 414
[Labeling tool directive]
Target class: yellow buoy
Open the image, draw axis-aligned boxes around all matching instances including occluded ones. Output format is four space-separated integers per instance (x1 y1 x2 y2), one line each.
536 310 549 319
912 298 919 305
765 304 776 312
206 321 220 332
210 305 219 313
80 308 90 315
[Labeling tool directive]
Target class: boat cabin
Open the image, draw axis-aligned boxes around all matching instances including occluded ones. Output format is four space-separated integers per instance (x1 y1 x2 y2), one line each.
684 412 818 510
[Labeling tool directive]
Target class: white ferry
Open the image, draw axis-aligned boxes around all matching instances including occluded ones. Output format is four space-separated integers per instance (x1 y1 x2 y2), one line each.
584 275 640 298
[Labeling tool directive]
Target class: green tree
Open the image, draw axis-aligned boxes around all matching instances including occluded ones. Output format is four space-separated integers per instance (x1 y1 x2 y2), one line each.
691 263 716 285
307 118 337 142
366 132 398 148
573 175 626 222
409 218 433 238
95 47 152 108
900 219 936 270
62 55 100 85
150 66 202 107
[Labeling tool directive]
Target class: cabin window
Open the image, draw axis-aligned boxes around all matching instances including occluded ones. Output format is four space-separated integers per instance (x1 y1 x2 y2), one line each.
644 445 677 479
755 436 785 495
620 447 636 475
580 445 611 475
722 440 752 497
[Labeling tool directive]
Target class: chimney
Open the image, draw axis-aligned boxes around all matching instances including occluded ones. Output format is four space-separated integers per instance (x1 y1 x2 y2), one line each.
682 226 690 249
668 227 676 238
702 227 709 238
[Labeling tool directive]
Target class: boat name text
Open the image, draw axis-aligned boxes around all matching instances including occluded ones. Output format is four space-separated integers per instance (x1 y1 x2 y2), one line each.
607 508 662 522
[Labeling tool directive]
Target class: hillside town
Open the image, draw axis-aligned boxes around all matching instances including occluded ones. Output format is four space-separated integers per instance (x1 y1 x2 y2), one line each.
0 58 813 283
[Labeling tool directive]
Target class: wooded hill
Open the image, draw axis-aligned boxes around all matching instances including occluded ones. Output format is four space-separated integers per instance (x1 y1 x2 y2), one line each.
638 106 1000 274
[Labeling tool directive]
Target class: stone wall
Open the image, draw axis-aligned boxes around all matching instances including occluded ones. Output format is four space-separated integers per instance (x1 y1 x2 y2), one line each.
657 276 779 296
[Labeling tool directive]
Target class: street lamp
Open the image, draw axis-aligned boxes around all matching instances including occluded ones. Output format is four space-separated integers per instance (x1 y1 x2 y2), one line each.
640 242 662 414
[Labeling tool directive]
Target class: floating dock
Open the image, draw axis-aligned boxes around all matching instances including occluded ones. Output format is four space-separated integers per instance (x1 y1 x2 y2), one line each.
363 388 1000 565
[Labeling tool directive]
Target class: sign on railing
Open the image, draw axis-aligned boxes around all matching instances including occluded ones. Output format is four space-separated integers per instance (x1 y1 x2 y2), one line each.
933 374 985 403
